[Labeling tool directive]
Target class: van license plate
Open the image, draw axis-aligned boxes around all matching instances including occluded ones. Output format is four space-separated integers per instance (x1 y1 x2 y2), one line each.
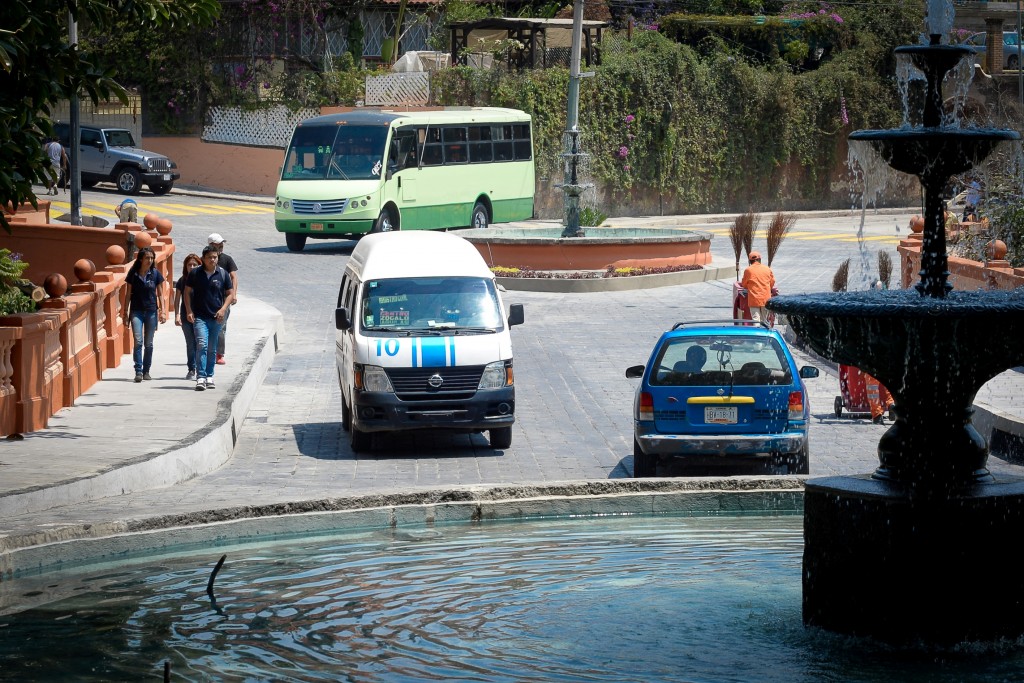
705 407 738 424
162 174 171 180
310 223 324 231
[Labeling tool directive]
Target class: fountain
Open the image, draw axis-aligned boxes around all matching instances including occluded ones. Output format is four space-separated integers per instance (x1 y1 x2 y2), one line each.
769 0 1024 644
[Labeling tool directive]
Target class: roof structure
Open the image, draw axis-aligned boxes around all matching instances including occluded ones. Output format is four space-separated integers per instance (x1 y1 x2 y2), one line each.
449 16 608 70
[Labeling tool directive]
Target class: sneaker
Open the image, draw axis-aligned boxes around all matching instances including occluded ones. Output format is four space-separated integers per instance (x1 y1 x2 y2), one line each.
142 373 152 381
195 379 206 391
205 379 216 390
216 355 226 365
185 370 197 381
134 373 143 383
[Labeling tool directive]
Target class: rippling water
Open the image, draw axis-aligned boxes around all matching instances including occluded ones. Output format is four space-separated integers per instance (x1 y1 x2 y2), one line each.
2 514 1024 681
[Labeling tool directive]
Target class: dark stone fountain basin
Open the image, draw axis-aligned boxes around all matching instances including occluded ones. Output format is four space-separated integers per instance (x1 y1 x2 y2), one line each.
850 129 1018 179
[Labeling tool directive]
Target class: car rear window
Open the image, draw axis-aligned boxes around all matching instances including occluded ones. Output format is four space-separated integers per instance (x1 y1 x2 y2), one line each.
651 335 793 386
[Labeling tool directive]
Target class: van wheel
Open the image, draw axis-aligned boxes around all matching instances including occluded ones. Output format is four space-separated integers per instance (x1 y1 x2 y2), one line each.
341 394 352 432
489 427 512 449
116 168 141 195
350 424 372 451
471 201 489 229
372 208 397 233
286 233 307 252
633 439 657 477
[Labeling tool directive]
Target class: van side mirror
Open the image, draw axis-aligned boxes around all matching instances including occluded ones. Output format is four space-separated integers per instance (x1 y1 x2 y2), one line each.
335 307 351 331
799 366 819 378
507 303 524 327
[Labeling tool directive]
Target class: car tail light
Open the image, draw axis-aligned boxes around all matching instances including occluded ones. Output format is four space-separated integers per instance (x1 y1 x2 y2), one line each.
639 392 654 421
788 391 804 420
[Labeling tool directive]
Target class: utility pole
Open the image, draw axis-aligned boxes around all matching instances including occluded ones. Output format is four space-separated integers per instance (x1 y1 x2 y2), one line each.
560 0 592 238
68 10 82 226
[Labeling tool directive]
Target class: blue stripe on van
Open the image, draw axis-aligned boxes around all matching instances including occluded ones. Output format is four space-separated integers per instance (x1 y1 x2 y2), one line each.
448 337 456 365
411 338 418 368
420 337 447 367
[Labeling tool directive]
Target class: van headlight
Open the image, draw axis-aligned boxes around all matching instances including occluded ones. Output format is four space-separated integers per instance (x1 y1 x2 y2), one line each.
355 364 394 393
478 360 512 389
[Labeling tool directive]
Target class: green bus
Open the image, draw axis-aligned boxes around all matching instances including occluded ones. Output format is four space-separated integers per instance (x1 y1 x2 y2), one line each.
274 107 535 251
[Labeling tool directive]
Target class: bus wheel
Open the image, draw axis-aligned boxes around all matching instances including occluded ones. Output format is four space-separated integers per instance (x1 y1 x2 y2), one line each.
471 201 490 229
285 233 306 252
373 208 397 233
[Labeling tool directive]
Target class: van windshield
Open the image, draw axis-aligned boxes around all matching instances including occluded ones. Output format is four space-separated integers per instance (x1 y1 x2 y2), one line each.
361 277 503 333
282 125 389 181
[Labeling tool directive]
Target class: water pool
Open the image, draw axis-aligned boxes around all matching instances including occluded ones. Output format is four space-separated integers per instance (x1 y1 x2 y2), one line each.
1 513 1022 681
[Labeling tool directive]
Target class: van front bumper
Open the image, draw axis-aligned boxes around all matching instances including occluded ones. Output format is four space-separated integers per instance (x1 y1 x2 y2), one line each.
353 387 515 433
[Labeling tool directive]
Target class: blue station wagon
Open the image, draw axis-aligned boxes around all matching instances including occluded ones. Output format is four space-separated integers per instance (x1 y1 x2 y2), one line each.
626 320 819 477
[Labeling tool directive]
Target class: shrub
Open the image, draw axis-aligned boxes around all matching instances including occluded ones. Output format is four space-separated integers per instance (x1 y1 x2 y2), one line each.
0 250 36 316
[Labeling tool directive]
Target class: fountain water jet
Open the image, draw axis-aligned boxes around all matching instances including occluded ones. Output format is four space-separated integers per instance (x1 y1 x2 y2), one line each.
769 7 1024 644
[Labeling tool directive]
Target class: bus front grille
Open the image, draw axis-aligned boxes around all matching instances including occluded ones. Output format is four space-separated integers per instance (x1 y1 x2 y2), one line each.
292 198 348 215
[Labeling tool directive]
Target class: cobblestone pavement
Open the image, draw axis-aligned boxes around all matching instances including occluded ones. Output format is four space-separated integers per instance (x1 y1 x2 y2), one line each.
7 200 1022 531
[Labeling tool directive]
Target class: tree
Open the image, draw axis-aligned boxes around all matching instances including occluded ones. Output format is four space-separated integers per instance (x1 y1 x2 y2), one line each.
0 0 219 231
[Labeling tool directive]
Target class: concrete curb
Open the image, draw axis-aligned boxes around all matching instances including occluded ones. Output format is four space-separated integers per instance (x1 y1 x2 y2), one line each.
974 401 1024 464
496 265 733 293
0 305 284 519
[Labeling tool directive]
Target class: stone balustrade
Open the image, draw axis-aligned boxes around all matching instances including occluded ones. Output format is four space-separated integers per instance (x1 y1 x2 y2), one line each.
898 220 1024 292
0 207 175 436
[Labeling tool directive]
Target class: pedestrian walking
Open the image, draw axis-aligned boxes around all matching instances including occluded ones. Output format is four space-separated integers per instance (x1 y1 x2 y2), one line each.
740 251 776 325
121 247 167 382
962 178 981 222
43 137 68 196
864 372 895 425
173 253 202 381
206 233 238 365
184 245 233 391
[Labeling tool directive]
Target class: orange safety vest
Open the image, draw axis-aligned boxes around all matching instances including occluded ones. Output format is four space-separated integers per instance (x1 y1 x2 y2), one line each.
741 262 776 308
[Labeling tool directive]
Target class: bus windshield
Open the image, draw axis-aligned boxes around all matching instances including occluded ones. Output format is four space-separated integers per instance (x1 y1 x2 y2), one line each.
282 125 389 181
361 277 503 332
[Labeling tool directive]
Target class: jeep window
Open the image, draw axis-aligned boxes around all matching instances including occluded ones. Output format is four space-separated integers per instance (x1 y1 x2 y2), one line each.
104 130 136 147
81 129 102 147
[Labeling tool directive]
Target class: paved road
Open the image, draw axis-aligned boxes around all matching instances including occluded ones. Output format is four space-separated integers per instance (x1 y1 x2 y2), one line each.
17 189 1019 529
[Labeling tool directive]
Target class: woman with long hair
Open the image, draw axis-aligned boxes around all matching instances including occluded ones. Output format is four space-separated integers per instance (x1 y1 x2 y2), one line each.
173 253 202 380
121 247 167 382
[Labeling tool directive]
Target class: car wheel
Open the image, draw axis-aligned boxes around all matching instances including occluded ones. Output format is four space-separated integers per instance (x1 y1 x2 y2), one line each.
341 394 352 432
150 183 172 196
489 427 512 449
81 180 97 189
116 167 141 195
633 439 657 477
285 233 307 252
834 396 843 418
350 424 372 452
471 201 489 229
372 208 397 233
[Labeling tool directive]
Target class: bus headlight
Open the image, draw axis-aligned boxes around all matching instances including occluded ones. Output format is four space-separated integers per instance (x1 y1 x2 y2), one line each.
478 360 512 389
355 364 394 393
283 200 291 210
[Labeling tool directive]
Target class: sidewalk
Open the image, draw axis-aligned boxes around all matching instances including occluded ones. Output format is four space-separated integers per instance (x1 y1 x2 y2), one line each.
0 297 284 518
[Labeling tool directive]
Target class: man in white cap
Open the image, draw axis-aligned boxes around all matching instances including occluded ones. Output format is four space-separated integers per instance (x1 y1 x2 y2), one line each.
207 233 238 364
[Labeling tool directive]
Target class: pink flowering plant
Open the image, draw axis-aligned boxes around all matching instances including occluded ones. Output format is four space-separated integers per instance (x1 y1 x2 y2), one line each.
619 114 636 174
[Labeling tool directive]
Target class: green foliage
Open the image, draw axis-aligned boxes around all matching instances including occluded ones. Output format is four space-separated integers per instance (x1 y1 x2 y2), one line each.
0 250 35 316
433 1 918 213
987 199 1024 268
0 0 219 230
426 0 502 51
579 206 608 227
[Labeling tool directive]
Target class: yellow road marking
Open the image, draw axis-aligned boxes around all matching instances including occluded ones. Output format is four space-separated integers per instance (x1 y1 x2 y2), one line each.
197 203 271 214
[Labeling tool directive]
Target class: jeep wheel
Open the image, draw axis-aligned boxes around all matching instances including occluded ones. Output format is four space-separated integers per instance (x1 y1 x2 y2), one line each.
116 168 141 195
285 233 307 252
150 183 173 196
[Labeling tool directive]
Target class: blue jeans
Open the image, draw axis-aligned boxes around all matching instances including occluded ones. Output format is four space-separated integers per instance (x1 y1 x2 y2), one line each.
130 310 158 374
193 316 223 379
181 319 196 372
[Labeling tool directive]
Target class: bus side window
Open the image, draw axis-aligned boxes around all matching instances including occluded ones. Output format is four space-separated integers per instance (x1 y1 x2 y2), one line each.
422 143 443 166
513 124 532 160
469 125 492 163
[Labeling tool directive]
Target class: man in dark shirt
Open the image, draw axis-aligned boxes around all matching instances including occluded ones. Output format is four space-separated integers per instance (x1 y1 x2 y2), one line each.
207 233 238 365
184 245 233 391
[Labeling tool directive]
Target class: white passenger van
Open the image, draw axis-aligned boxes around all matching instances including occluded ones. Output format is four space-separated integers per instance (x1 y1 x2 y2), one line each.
335 231 524 451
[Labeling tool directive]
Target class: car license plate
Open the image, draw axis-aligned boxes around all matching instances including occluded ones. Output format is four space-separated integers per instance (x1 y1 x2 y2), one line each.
310 222 324 231
162 173 171 180
705 406 738 424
